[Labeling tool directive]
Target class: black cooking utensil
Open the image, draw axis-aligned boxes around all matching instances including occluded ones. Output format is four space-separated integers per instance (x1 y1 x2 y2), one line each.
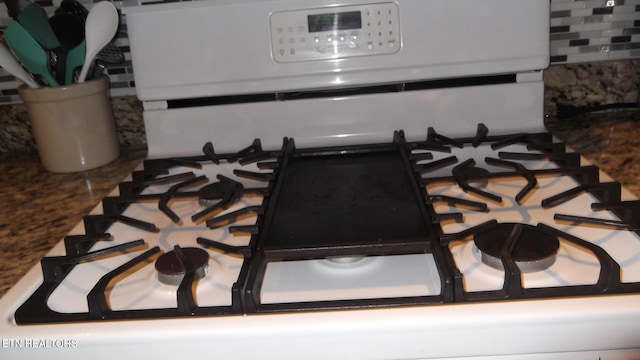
56 0 124 64
5 0 32 20
49 13 85 49
56 0 89 18
49 13 85 84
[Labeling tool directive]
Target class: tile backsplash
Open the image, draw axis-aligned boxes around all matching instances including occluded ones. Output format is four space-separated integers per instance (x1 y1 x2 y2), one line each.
550 0 640 64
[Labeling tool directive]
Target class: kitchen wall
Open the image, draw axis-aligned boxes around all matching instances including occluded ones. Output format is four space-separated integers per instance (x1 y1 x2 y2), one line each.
550 0 640 64
0 0 639 153
546 0 640 113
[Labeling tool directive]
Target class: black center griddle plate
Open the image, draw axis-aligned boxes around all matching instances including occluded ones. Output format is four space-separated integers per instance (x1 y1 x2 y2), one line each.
263 148 433 258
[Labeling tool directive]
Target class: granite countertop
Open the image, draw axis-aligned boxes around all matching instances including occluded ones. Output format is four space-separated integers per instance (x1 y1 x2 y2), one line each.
0 112 639 300
544 111 640 197
0 146 147 298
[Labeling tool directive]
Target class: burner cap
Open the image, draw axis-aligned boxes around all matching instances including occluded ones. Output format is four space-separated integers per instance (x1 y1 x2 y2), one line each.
474 223 559 273
462 165 490 188
198 181 234 206
155 247 210 285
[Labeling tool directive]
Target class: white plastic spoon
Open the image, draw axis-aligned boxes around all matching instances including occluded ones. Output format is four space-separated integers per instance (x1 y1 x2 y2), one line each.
0 43 40 88
77 1 118 83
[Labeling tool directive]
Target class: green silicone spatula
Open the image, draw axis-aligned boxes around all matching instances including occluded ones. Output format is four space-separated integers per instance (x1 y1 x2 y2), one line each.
65 40 86 84
4 21 59 86
17 3 66 85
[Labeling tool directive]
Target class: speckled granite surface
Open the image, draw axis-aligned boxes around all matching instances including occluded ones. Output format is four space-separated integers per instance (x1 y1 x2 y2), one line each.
544 59 640 116
0 146 147 298
545 111 640 198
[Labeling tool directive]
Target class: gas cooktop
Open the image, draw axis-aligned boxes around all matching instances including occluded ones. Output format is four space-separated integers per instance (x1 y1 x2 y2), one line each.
12 125 640 324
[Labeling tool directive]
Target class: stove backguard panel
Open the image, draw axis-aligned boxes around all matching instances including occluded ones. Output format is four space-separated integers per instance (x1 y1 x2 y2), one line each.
124 0 549 101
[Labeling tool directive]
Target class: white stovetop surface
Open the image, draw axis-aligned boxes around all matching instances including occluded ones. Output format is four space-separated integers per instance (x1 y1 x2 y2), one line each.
1 138 640 360
1 281 640 360
427 143 640 291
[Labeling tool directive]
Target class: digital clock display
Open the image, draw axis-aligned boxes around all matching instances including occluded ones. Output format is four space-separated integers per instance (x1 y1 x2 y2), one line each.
307 11 362 32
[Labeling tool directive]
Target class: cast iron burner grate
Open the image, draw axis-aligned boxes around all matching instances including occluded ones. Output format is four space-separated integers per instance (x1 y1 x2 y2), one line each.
13 125 640 324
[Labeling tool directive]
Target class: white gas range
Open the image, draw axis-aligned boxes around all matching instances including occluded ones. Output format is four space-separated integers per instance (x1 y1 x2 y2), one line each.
1 0 640 359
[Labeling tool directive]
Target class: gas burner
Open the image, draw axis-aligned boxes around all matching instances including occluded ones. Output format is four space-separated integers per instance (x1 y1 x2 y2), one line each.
325 256 366 264
474 223 559 273
193 175 244 223
198 176 241 206
459 164 491 189
155 247 210 285
317 256 375 270
452 159 502 202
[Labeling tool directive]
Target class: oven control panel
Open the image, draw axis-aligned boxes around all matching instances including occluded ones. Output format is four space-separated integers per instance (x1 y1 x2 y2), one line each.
270 2 400 62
